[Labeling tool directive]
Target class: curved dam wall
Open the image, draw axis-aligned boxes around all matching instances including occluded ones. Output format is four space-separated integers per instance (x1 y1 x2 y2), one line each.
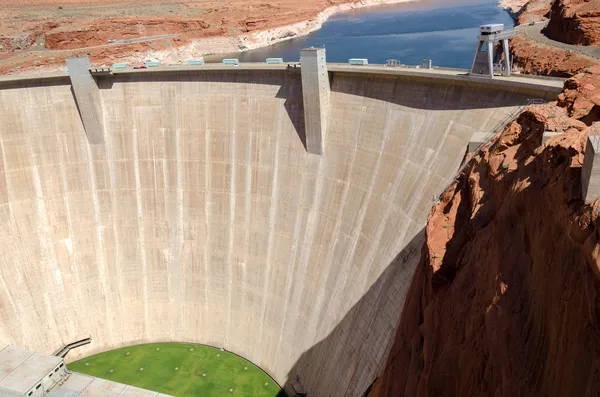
0 68 546 396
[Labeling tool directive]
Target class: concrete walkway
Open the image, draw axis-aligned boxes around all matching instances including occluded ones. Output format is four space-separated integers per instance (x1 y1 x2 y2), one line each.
518 21 600 60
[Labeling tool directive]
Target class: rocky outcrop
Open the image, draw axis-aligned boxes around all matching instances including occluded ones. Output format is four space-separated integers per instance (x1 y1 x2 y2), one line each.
44 18 213 50
510 34 594 76
503 0 599 78
0 35 35 53
544 0 600 45
501 0 553 24
369 67 600 397
557 64 600 120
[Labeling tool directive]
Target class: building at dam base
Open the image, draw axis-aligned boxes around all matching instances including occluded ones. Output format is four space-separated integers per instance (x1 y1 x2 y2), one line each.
0 61 561 397
0 344 171 397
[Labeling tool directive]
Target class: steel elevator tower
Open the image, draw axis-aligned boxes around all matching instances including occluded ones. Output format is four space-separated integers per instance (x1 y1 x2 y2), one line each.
470 24 518 78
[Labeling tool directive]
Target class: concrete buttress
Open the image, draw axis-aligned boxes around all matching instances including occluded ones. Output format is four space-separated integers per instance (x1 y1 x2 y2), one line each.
66 56 104 144
300 48 329 154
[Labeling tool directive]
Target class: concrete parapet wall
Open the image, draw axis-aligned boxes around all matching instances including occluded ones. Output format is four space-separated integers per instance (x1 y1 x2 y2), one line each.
0 68 534 397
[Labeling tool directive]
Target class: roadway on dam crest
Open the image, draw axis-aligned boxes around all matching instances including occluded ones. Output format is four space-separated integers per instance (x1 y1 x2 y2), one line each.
0 66 560 397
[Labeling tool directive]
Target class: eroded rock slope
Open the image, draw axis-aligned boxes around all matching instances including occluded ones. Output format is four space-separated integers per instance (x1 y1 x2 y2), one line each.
369 65 600 397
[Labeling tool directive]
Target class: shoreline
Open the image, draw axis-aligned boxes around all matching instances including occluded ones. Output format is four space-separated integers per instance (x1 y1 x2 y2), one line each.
99 0 420 66
236 0 418 52
498 0 528 22
3 0 520 73
0 0 419 73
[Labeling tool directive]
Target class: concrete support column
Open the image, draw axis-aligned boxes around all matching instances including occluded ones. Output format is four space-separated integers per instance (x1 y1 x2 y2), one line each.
300 48 330 155
487 39 494 78
503 39 511 76
582 135 600 202
66 56 104 144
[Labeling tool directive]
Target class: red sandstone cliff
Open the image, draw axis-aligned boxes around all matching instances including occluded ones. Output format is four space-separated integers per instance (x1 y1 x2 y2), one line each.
545 0 600 45
501 0 599 77
510 33 594 76
369 66 600 397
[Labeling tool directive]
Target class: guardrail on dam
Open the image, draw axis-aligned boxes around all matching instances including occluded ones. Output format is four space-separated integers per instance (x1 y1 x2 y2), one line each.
0 63 563 397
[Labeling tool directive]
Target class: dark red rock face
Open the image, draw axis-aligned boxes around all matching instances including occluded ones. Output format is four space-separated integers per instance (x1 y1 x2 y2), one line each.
368 69 600 397
544 0 600 45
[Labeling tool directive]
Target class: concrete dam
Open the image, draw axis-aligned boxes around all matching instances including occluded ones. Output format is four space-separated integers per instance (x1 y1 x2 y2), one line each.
0 62 561 396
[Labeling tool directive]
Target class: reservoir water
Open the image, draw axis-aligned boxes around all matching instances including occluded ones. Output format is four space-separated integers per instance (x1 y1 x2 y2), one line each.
207 0 514 68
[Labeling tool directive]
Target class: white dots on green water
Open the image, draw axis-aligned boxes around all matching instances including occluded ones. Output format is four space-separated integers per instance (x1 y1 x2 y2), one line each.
202 373 206 377
244 367 248 370
140 368 144 371
175 367 179 371
264 382 268 386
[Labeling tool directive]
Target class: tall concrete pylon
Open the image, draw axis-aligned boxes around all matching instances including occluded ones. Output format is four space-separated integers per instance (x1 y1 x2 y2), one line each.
470 24 518 79
300 48 330 155
66 56 104 144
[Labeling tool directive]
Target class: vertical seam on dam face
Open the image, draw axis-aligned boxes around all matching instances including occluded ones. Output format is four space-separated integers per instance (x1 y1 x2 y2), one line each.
203 99 212 345
255 102 282 364
85 128 110 345
225 91 237 349
0 68 555 397
173 125 184 339
132 126 149 340
240 120 254 353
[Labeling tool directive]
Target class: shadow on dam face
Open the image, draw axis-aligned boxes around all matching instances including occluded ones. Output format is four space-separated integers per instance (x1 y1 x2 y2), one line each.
0 69 540 397
283 228 425 396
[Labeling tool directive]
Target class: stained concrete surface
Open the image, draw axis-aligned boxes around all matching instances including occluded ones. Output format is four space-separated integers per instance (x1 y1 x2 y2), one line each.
0 68 549 397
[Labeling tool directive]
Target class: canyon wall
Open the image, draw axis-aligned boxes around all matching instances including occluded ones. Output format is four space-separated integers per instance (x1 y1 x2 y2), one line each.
370 67 600 397
545 0 600 45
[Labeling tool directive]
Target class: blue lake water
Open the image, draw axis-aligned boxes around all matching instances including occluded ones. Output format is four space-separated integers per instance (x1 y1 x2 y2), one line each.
207 0 514 68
